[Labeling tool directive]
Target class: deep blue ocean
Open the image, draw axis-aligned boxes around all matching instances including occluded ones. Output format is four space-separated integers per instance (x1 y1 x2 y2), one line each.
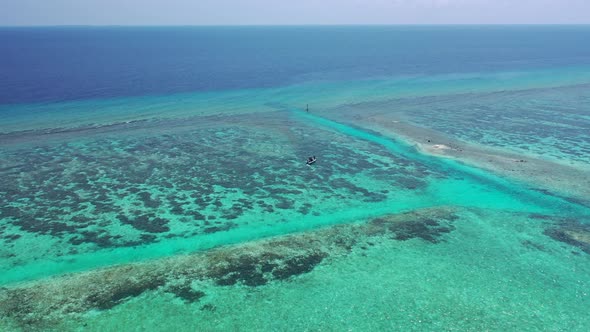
1 25 590 105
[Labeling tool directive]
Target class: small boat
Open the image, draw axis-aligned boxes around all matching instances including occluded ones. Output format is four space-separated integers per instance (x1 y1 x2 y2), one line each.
306 157 317 165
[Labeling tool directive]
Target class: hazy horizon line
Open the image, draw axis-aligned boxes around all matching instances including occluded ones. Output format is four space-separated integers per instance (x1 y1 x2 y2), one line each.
2 23 590 28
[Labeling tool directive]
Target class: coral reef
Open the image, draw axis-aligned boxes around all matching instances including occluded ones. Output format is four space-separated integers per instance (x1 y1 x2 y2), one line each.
544 219 590 254
0 207 458 329
0 114 440 263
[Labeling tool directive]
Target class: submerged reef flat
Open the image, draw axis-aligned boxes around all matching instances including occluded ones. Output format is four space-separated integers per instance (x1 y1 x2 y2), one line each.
2 206 590 331
401 85 590 164
325 85 590 204
0 110 446 280
370 116 590 205
543 217 590 254
0 207 458 330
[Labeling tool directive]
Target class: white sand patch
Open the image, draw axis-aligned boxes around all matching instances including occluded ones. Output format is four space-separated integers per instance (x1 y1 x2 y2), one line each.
432 144 450 150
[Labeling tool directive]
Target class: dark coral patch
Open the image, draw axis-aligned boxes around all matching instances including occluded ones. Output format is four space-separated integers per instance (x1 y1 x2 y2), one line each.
165 284 206 303
192 212 206 221
275 199 294 210
271 252 327 280
544 219 590 254
203 222 237 234
297 203 312 215
208 254 268 287
15 218 77 237
70 215 93 225
2 234 21 242
363 192 387 203
138 192 161 208
329 178 370 196
394 176 427 190
529 213 553 220
370 212 457 243
521 240 546 251
1 206 23 219
140 234 157 243
69 231 114 248
0 272 167 328
85 277 165 310
201 304 216 312
118 214 170 233
206 250 328 287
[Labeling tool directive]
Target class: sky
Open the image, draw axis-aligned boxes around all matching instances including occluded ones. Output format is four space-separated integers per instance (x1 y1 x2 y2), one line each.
2 0 590 26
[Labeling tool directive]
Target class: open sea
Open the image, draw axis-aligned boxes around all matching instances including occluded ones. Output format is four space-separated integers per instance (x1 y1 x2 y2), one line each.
1 26 590 331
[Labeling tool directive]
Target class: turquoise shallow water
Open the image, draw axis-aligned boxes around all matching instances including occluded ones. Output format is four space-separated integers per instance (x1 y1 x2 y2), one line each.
388 84 590 165
63 209 590 332
1 64 590 330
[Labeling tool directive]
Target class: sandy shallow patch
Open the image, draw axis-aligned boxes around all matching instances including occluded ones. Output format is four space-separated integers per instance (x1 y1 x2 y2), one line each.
339 113 590 205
